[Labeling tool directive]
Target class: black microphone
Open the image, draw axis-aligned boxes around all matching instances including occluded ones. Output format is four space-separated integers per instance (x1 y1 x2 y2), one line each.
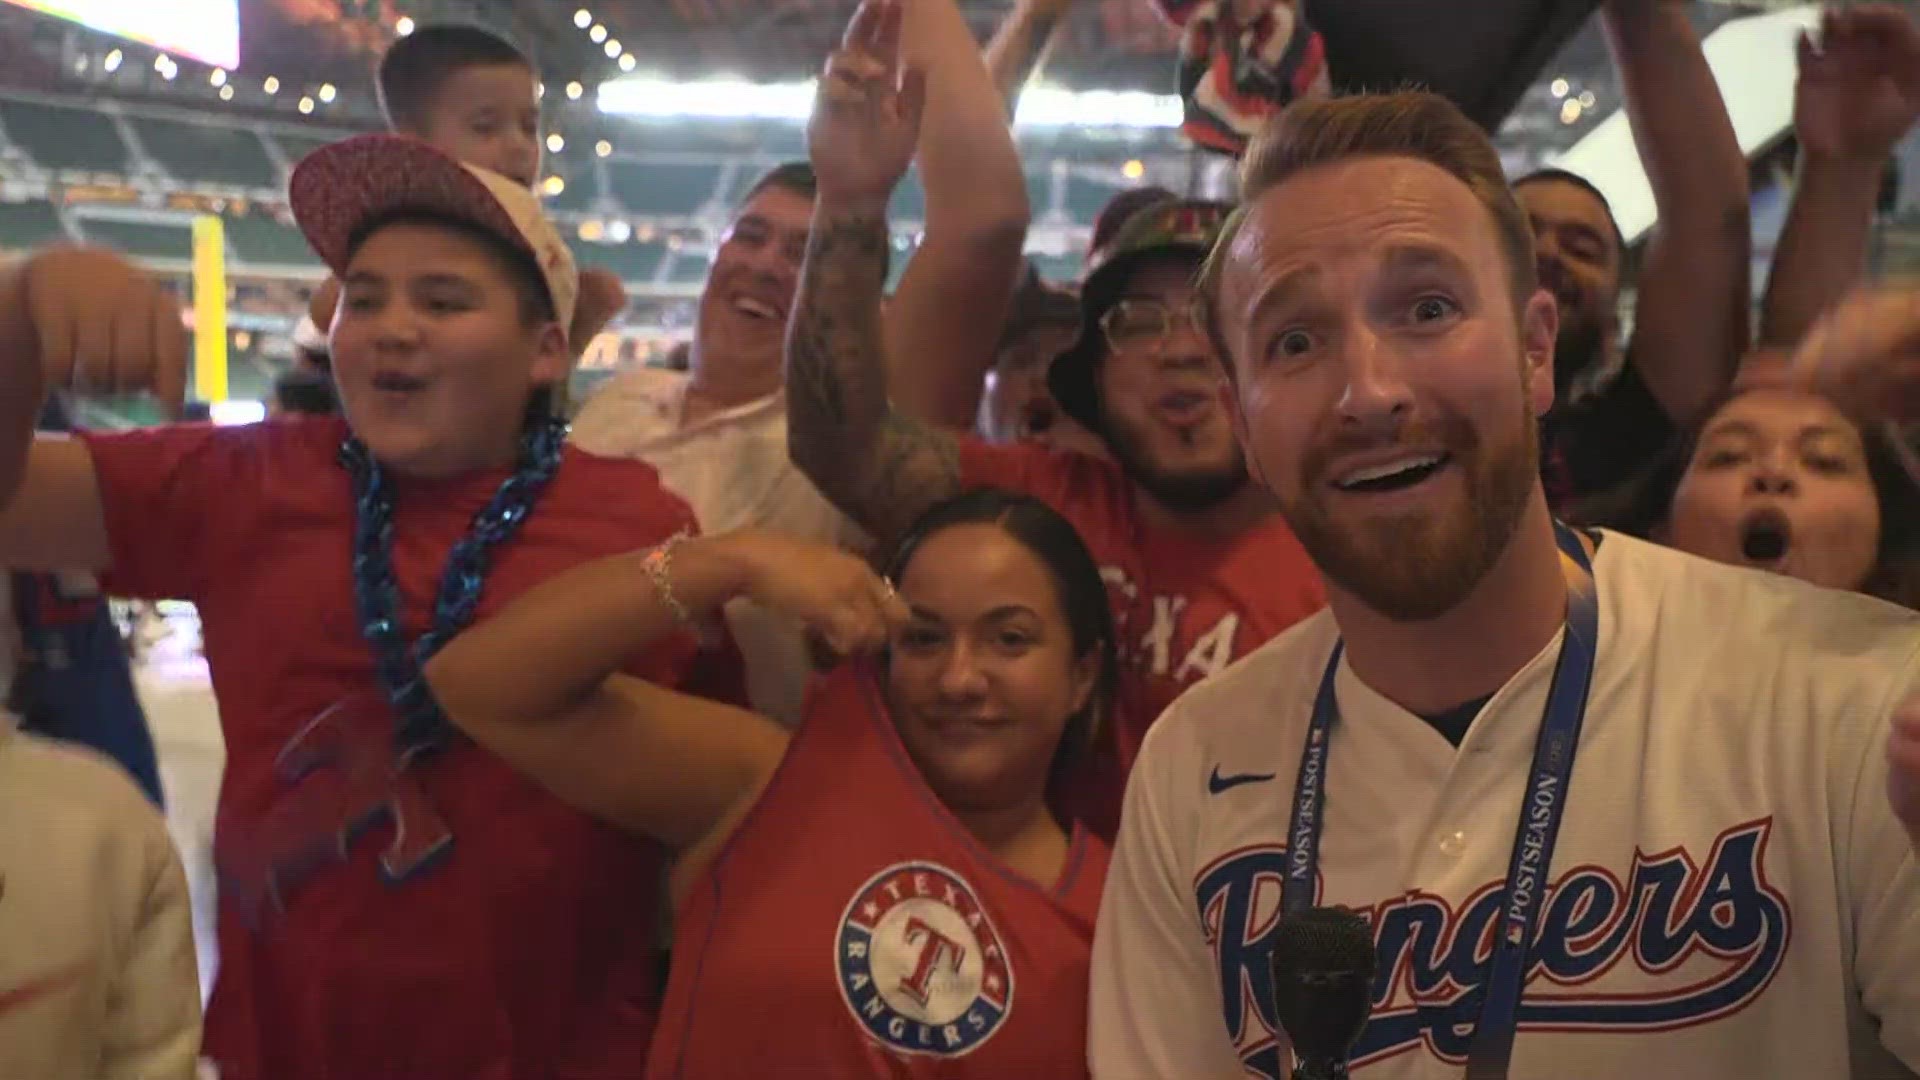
1269 906 1377 1080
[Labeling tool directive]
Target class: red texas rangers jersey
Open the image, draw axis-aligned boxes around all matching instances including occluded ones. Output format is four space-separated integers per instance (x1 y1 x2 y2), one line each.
648 663 1109 1079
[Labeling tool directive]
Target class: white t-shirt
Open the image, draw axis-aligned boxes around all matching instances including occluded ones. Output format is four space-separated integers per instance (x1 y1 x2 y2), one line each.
1090 532 1920 1079
0 723 201 1079
570 365 871 727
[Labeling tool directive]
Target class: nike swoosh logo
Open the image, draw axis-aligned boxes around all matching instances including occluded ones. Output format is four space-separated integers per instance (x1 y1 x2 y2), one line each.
0 964 86 1018
1208 765 1277 794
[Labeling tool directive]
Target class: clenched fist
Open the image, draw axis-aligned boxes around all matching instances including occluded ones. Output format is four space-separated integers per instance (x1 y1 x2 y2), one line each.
2 247 187 410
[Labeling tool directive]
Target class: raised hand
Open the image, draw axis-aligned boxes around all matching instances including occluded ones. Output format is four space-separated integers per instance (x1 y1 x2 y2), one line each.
719 531 910 657
1781 283 1920 423
807 0 927 207
8 247 187 411
1794 4 1920 165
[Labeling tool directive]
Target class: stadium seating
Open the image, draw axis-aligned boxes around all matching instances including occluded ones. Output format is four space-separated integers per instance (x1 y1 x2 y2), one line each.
0 198 65 251
606 161 722 216
666 249 711 287
269 130 342 168
0 90 1182 320
569 237 667 283
131 115 279 189
223 212 315 266
0 98 129 174
544 155 599 213
78 217 192 261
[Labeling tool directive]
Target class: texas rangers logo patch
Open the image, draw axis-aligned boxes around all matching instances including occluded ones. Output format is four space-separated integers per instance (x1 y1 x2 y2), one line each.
835 861 1013 1057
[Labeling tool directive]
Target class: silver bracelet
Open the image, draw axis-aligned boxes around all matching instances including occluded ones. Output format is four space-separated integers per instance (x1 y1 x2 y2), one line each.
641 529 693 625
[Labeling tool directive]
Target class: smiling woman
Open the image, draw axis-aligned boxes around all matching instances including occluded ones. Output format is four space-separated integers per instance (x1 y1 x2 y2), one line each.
422 489 1120 1077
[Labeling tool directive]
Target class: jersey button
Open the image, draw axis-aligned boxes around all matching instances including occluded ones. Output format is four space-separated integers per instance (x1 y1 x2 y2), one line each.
1437 829 1468 857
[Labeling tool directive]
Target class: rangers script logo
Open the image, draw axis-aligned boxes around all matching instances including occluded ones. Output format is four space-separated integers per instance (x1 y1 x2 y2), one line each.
1197 819 1793 1078
836 861 1014 1057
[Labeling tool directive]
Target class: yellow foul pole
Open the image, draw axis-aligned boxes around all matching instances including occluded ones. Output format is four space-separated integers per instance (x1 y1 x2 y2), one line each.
191 215 228 402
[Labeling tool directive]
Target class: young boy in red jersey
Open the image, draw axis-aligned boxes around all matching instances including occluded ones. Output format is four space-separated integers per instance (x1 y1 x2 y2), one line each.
0 135 721 1079
301 22 627 363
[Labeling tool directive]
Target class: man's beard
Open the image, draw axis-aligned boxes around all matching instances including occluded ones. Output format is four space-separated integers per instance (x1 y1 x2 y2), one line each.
1280 401 1538 622
1552 306 1608 399
1103 410 1248 513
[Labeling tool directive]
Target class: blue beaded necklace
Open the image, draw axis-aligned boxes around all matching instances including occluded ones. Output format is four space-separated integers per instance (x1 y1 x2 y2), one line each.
339 416 568 761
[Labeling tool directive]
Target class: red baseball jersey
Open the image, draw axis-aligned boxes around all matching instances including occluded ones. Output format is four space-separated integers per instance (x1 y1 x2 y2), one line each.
80 415 742 1080
648 663 1108 1079
960 440 1325 836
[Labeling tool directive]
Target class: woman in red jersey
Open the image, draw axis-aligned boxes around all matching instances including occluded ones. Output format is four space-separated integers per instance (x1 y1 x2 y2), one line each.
426 489 1119 1078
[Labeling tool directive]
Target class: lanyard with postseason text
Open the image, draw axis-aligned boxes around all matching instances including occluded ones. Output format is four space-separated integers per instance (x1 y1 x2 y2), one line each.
1280 522 1600 1080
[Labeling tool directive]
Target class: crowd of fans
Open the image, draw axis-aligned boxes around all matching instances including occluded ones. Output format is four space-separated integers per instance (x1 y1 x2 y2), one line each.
1 0 1919 1077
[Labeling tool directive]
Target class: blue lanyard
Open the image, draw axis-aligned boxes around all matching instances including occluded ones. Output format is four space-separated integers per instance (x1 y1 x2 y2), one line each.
1281 522 1600 1080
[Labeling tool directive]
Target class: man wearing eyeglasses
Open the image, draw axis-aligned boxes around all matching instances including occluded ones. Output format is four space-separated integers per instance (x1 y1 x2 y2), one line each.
788 64 1328 835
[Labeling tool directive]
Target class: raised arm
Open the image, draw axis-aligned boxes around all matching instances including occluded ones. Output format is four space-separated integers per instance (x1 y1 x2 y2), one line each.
985 0 1075 119
0 247 186 571
1602 0 1750 426
884 0 1031 431
787 0 967 544
422 530 904 850
1760 5 1920 350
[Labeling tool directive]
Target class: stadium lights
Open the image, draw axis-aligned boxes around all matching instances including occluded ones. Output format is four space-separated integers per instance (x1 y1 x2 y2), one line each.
318 83 337 103
397 16 416 36
104 49 122 73
219 85 234 101
566 81 584 100
298 96 315 114
547 133 565 152
542 176 566 197
590 24 607 43
263 76 280 94
1560 99 1582 124
1550 77 1569 99
574 9 592 29
618 53 636 72
1122 159 1144 179
211 68 227 87
595 139 612 157
595 78 1183 129
605 39 621 58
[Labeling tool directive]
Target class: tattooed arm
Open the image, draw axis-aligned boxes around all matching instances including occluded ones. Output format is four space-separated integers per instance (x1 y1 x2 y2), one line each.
791 2 963 545
787 199 962 545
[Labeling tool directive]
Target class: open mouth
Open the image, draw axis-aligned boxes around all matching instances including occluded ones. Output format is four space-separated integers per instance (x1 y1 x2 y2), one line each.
1334 453 1450 494
370 372 427 393
1739 507 1792 564
730 296 782 323
1153 390 1214 429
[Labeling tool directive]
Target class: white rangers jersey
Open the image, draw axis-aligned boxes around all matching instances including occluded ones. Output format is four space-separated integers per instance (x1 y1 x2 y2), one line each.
1089 532 1920 1079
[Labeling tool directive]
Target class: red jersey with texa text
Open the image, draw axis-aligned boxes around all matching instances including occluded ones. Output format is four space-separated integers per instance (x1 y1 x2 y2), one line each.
960 440 1325 836
647 663 1108 1079
77 415 743 1080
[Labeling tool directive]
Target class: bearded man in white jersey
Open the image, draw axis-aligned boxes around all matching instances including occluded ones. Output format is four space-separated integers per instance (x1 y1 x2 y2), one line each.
1088 90 1920 1080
